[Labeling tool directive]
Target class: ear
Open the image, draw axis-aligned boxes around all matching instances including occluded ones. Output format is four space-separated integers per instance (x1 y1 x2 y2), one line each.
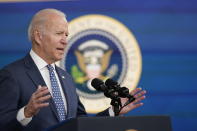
34 29 43 45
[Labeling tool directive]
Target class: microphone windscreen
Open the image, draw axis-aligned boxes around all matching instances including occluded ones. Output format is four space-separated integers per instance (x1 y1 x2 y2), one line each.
91 78 104 91
105 78 118 87
118 87 129 97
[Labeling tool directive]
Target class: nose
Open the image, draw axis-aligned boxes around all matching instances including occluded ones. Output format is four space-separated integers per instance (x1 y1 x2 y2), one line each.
60 37 67 45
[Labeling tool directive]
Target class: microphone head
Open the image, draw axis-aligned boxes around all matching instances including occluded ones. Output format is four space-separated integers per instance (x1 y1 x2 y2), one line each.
118 87 129 97
91 78 107 91
105 78 119 89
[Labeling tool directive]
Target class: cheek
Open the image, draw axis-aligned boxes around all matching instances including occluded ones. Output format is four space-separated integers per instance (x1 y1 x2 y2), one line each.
47 40 57 51
42 35 60 53
42 42 55 55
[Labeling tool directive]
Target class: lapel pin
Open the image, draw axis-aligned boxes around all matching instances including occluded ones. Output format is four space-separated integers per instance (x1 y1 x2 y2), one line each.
62 76 65 79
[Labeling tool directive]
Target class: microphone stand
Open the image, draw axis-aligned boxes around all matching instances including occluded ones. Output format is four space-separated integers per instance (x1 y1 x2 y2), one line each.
104 88 122 116
110 96 122 116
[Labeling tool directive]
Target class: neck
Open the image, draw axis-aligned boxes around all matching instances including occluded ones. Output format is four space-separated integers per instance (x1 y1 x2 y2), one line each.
32 48 54 64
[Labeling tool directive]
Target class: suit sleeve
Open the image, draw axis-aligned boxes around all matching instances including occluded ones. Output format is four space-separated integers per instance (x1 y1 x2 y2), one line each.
76 97 87 117
96 108 110 116
0 69 23 131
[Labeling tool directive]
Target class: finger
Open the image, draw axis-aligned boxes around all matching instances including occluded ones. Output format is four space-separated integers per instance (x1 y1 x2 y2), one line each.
131 103 144 109
36 95 51 103
130 88 142 96
38 85 42 89
134 90 146 99
41 85 48 88
34 86 48 94
36 102 50 109
37 85 48 91
34 88 50 99
132 95 146 104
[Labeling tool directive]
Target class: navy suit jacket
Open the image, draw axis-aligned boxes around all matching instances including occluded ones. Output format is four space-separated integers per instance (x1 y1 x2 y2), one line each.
0 54 109 131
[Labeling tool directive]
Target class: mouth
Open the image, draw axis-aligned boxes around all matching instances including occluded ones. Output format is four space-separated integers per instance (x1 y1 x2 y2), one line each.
56 48 64 52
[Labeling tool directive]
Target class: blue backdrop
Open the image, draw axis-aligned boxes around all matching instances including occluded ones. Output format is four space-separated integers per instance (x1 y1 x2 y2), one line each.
0 0 197 130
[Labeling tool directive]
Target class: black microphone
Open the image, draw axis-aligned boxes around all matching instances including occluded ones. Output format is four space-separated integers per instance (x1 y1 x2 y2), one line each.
91 78 107 92
105 78 120 90
105 78 135 105
118 87 130 98
91 78 123 116
91 78 119 99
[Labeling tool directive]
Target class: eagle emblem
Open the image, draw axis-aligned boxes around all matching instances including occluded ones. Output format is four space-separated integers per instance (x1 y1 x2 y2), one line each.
71 40 118 91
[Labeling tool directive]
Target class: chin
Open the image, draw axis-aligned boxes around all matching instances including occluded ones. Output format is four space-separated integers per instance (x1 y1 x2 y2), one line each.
55 56 64 61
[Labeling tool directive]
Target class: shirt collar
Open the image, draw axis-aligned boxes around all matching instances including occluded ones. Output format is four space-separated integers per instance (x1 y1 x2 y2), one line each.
30 49 55 70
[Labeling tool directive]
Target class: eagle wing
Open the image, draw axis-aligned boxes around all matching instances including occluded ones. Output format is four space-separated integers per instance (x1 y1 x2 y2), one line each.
101 50 113 73
75 51 86 73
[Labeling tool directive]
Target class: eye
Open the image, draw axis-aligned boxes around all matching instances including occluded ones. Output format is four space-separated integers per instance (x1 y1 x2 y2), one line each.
56 32 63 35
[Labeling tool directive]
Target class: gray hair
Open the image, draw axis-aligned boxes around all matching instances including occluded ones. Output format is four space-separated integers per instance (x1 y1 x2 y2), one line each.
28 8 67 42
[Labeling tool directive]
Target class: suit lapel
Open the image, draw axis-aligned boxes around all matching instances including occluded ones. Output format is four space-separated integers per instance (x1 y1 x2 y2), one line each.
23 54 60 121
24 54 46 88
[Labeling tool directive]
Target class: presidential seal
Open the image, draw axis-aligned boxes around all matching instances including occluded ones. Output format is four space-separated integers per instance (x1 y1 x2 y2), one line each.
60 15 142 113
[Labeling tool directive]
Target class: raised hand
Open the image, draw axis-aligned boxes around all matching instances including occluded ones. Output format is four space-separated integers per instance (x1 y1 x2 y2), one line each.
24 85 51 117
119 88 146 115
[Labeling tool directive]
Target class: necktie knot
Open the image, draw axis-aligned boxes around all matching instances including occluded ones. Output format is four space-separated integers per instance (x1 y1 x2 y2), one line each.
47 64 54 72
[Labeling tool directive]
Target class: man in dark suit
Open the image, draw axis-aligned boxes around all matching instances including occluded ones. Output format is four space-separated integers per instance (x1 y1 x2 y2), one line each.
0 9 146 131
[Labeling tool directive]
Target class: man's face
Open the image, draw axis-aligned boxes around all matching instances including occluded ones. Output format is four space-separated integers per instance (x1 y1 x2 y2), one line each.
39 15 68 63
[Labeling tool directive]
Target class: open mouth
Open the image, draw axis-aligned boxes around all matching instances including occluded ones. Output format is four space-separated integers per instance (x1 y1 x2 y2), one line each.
56 48 64 51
